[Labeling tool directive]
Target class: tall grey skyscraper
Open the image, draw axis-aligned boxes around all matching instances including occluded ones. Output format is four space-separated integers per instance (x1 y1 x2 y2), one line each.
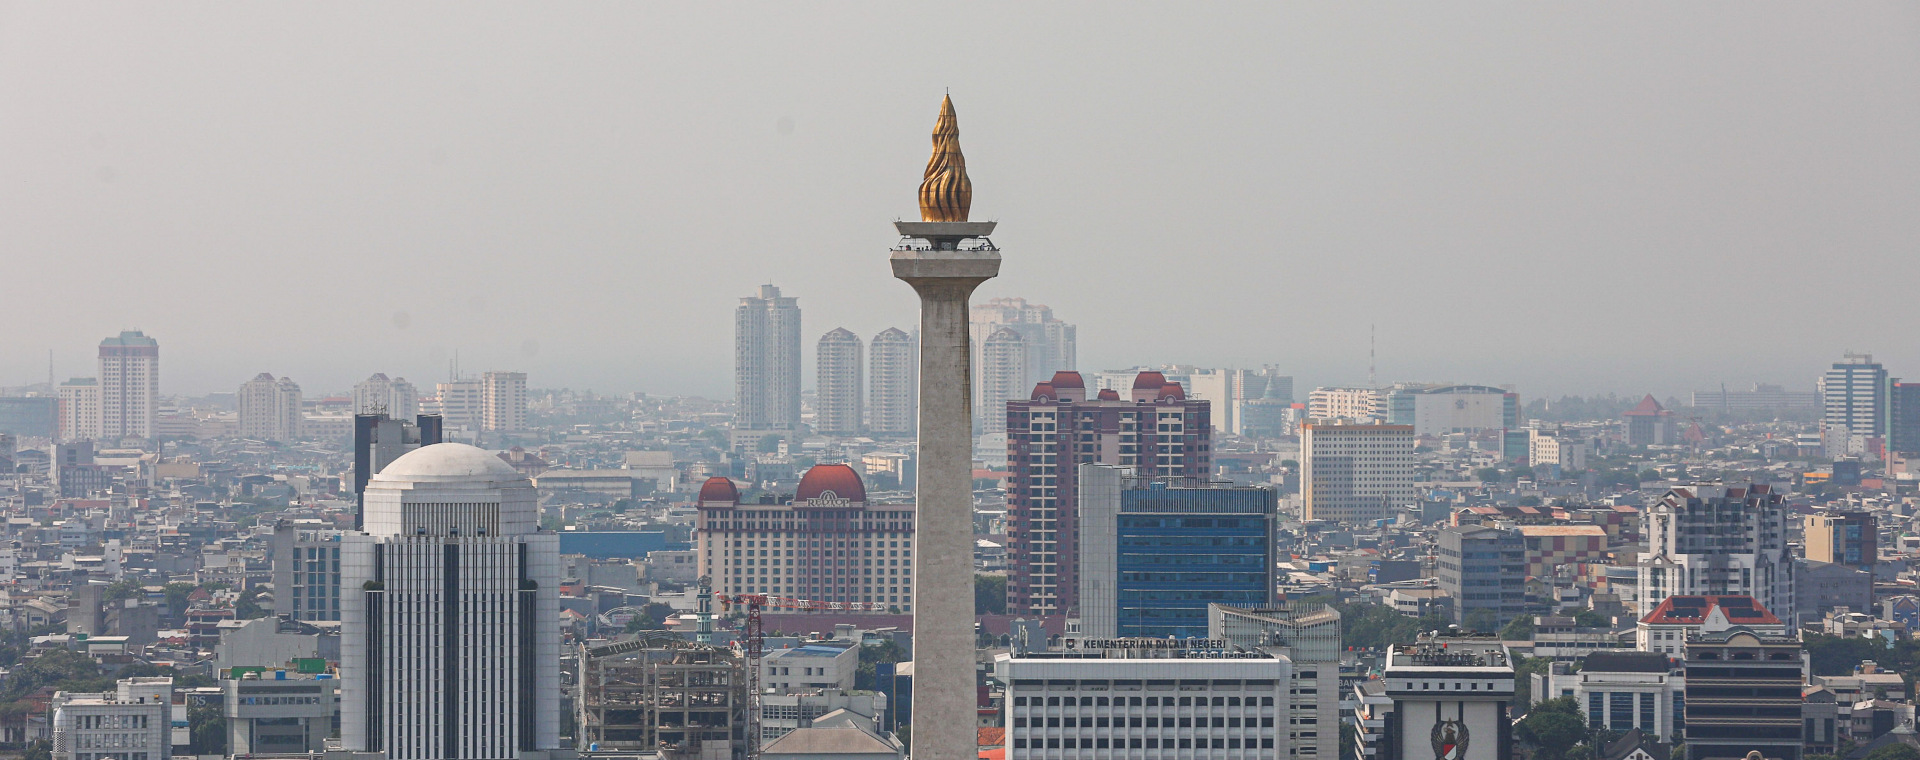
340 443 562 760
971 296 1075 410
815 328 863 436
867 328 917 436
353 373 420 419
237 373 303 441
97 331 158 441
978 327 1027 434
1821 352 1888 457
735 284 802 433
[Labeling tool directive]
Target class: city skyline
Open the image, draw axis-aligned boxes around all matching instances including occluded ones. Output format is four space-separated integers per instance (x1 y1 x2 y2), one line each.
5 5 1918 397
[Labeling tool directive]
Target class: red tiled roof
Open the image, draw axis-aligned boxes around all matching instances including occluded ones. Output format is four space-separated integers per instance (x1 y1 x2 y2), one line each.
1048 371 1085 389
1639 595 1780 626
978 727 1005 748
698 477 739 504
1624 394 1666 416
796 464 865 503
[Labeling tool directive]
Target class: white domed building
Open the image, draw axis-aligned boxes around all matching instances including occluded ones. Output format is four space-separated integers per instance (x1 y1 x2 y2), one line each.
339 443 563 760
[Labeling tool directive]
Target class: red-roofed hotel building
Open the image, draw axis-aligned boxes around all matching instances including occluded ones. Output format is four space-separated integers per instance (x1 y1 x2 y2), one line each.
1004 371 1211 617
693 465 918 609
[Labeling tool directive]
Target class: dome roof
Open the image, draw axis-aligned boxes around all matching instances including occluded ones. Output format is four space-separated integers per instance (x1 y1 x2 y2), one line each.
698 476 741 504
1097 389 1121 401
1157 383 1186 400
1049 371 1086 389
372 443 525 484
795 464 866 503
1030 382 1056 400
1132 371 1168 389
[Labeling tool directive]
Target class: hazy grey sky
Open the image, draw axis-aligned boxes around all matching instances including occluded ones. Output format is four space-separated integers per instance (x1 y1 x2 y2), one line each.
4 3 1918 400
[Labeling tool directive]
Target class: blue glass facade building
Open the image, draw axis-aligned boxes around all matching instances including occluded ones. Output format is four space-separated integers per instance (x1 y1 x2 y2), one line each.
1079 464 1275 639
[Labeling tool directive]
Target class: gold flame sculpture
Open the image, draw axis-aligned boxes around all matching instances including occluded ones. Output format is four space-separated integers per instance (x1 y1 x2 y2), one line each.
918 95 972 222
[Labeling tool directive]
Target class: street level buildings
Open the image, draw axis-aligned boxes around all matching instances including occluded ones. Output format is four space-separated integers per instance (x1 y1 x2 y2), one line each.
339 443 563 760
1804 511 1876 574
995 648 1291 760
1437 525 1526 628
736 285 803 434
1532 652 1681 742
1299 423 1415 525
51 677 173 760
1004 371 1212 617
816 328 864 436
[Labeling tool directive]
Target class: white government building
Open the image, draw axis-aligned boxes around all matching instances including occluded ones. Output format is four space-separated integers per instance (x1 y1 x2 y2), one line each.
996 646 1291 759
339 443 565 760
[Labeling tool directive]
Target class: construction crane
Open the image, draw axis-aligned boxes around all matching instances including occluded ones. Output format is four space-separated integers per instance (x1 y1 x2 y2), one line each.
716 594 767 760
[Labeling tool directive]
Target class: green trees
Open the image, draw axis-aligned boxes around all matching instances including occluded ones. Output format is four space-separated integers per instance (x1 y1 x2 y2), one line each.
1462 609 1499 634
1865 745 1920 760
1517 697 1588 760
1511 656 1554 706
975 575 1007 616
1332 601 1449 651
1499 615 1536 641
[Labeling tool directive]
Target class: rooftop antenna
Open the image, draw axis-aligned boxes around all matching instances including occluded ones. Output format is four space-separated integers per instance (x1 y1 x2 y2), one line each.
47 350 53 388
1369 324 1376 388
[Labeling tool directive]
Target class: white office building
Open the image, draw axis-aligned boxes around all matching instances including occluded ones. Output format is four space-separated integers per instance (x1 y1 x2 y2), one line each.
1351 637 1515 760
59 378 101 442
428 379 484 440
979 327 1028 434
1820 353 1888 457
1305 387 1383 423
972 296 1076 414
1531 653 1681 742
816 328 864 436
995 647 1290 759
339 443 563 760
51 677 173 760
762 644 858 694
1300 423 1416 524
225 673 338 755
97 331 159 441
482 371 528 433
867 328 916 437
1209 603 1342 760
1637 484 1794 620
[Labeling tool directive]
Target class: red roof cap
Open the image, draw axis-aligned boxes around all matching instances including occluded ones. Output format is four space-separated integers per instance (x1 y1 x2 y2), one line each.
796 463 866 503
1097 389 1121 401
1624 394 1666 416
1638 594 1780 626
1030 383 1057 400
698 477 740 504
1133 371 1169 389
1049 371 1086 389
1158 383 1186 400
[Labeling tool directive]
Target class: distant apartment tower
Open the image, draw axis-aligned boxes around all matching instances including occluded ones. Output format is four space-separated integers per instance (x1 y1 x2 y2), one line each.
1438 524 1528 627
971 296 1075 408
1076 465 1274 638
1820 352 1888 457
1804 511 1876 573
867 328 916 436
1890 381 1920 456
1183 367 1291 436
237 373 303 441
57 378 100 442
815 328 863 436
735 284 802 433
1306 386 1383 422
482 370 528 432
1299 423 1415 524
1004 370 1212 617
430 378 484 436
978 328 1028 434
97 331 158 440
352 373 419 419
1638 483 1794 620
1689 383 1819 412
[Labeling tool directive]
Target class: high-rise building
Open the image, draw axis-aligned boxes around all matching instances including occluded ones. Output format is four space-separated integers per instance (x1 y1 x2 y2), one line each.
237 373 303 441
1638 483 1793 620
57 378 100 442
1820 352 1888 457
340 443 562 760
1804 511 1876 573
693 466 916 607
815 328 863 436
272 520 342 621
971 296 1075 408
430 378 484 438
1299 423 1415 524
1437 524 1528 628
1004 370 1212 617
1185 367 1292 436
978 327 1027 434
1076 465 1275 638
353 373 420 419
1385 384 1518 436
736 284 803 434
1682 627 1805 760
482 371 528 432
1305 386 1383 422
97 331 158 441
1351 638 1516 760
867 328 916 437
1888 380 1920 457
1208 601 1343 760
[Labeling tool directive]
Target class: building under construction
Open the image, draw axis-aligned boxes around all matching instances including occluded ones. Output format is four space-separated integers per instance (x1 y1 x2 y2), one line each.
576 632 746 760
